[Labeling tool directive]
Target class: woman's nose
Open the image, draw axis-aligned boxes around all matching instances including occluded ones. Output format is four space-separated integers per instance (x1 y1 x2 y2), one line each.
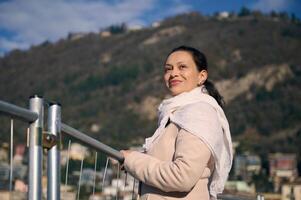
170 68 179 77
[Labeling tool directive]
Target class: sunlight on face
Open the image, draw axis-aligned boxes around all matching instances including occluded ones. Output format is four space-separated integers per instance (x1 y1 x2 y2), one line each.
164 51 203 96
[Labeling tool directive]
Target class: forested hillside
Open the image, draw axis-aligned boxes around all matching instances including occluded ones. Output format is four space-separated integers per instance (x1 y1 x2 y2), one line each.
0 12 300 168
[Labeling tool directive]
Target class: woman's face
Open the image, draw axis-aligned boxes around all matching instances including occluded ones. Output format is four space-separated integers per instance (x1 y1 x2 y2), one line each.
164 50 207 96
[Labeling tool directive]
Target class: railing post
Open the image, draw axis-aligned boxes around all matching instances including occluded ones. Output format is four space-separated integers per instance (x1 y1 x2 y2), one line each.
47 103 61 200
28 95 44 200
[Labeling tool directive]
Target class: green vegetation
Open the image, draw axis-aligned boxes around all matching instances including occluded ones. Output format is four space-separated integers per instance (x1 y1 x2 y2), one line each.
0 11 300 174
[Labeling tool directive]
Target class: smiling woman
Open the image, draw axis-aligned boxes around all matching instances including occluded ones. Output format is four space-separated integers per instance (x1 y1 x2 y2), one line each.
121 45 233 200
164 50 206 96
164 46 224 106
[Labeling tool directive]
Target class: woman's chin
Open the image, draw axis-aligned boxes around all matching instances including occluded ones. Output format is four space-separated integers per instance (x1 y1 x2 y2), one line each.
169 87 183 96
169 86 199 96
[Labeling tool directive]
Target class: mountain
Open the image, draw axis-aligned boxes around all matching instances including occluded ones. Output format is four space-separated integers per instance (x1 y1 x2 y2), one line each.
0 13 300 167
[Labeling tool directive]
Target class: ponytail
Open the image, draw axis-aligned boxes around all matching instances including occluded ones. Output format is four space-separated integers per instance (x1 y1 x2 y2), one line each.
204 80 225 108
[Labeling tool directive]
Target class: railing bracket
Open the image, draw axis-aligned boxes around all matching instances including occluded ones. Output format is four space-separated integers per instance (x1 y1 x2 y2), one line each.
42 131 58 149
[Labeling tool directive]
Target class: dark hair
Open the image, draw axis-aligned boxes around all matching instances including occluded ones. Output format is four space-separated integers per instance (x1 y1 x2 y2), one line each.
167 45 225 107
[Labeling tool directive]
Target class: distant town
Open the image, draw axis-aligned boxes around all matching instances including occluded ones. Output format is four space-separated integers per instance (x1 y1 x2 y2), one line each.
0 139 300 200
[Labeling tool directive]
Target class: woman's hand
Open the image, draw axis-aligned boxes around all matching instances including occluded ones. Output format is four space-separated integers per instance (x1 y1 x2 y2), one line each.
109 150 134 165
120 150 134 158
119 150 134 171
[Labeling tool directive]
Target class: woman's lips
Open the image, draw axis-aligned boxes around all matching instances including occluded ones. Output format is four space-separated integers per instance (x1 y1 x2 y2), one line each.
169 80 182 87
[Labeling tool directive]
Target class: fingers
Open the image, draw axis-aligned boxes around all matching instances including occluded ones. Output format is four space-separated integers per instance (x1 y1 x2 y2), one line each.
120 150 133 157
109 156 126 171
109 157 119 165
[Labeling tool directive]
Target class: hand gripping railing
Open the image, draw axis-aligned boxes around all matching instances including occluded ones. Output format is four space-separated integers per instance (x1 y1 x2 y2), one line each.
0 96 264 200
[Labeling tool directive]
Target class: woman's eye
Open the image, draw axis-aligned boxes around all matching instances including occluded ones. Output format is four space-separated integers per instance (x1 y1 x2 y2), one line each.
179 65 187 69
164 67 172 72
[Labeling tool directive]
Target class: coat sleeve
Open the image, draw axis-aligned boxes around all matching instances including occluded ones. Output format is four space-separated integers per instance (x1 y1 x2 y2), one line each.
123 129 212 192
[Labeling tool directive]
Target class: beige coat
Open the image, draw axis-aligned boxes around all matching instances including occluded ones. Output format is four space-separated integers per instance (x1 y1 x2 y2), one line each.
124 123 215 200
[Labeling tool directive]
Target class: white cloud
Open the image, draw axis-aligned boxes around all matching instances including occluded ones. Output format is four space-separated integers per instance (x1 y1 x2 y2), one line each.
0 37 28 51
251 0 293 12
0 0 155 53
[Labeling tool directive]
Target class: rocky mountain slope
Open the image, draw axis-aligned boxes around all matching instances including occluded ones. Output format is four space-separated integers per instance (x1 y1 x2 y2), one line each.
0 13 300 167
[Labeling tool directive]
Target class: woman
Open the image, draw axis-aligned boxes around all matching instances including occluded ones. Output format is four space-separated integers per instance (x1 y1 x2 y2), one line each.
121 46 233 200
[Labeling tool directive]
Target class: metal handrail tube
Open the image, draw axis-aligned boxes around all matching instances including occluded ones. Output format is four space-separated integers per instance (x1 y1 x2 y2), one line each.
61 123 124 162
47 104 61 200
28 96 44 200
0 100 38 122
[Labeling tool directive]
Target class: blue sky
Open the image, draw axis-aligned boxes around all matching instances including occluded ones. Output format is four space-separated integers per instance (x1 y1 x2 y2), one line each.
0 0 300 56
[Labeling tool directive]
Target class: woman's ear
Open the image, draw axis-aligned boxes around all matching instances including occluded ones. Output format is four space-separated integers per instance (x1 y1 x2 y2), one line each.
198 70 208 85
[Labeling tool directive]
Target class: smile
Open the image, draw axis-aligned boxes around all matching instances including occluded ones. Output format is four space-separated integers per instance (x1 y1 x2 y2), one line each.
169 80 182 87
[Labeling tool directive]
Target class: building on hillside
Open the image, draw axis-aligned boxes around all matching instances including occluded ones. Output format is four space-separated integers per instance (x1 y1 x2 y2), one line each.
68 32 87 41
232 141 239 156
151 21 161 28
269 153 298 192
281 180 301 200
0 143 9 162
100 31 111 38
234 153 261 181
80 168 103 187
224 180 256 195
13 163 27 180
217 11 230 19
128 24 143 31
13 144 25 165
14 179 27 192
61 185 76 200
0 163 9 190
69 143 90 160
261 193 281 200
61 191 76 200
0 191 27 200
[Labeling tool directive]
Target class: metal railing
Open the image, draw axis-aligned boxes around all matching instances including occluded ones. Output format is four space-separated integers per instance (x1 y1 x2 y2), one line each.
0 96 264 200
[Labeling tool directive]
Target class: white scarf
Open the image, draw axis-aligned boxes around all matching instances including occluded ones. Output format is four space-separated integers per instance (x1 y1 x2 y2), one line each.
143 86 233 200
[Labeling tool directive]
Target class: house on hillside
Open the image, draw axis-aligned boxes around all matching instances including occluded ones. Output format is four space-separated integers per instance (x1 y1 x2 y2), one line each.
128 24 143 31
69 143 90 160
217 11 230 20
281 180 301 200
68 32 88 41
224 180 256 195
0 163 9 190
234 153 261 181
100 31 111 38
269 153 298 192
0 143 9 162
152 21 161 28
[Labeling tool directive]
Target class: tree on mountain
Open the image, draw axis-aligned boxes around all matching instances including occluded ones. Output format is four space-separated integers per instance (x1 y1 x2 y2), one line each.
238 7 251 17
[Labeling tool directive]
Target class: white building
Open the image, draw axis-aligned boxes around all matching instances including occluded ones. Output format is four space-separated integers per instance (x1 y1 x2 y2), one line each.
128 24 143 31
218 11 230 19
282 182 301 200
69 143 90 160
100 31 111 38
152 21 161 28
